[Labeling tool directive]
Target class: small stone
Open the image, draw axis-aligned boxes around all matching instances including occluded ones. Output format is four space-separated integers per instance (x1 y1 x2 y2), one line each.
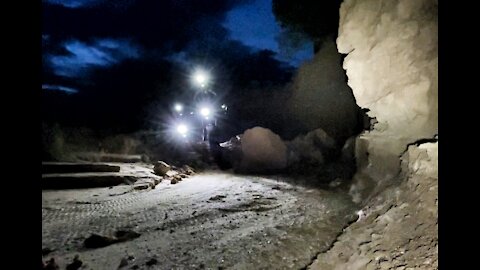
43 258 59 270
209 195 227 201
171 178 178 184
134 184 150 190
42 248 54 256
182 165 195 175
66 255 82 270
145 258 158 266
153 161 171 176
84 231 141 249
84 234 116 248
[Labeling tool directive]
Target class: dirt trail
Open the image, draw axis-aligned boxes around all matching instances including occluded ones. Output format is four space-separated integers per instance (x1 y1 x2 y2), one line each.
42 171 358 269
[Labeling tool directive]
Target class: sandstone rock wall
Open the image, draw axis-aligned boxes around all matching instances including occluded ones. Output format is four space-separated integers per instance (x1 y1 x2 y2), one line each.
307 1 438 268
337 0 438 202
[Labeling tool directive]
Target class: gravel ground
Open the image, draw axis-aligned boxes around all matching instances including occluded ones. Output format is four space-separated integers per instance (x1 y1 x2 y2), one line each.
308 143 438 270
42 171 358 269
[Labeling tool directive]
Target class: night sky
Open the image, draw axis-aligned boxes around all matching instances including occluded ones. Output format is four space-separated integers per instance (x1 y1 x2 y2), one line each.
42 0 314 135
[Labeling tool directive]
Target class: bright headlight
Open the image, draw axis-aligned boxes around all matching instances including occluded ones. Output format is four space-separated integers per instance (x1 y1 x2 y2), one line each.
192 69 209 88
176 124 188 136
200 107 210 117
174 103 183 112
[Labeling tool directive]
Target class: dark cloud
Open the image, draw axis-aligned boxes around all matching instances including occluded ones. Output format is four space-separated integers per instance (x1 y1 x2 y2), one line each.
42 84 79 94
43 0 248 50
42 0 258 80
42 0 295 134
47 38 141 77
44 0 108 8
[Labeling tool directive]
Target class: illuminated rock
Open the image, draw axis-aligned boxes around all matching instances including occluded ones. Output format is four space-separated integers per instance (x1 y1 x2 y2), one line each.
237 127 287 173
288 128 337 166
337 0 438 202
153 161 171 176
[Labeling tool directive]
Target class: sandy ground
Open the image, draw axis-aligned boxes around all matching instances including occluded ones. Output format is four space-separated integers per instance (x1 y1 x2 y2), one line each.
42 171 358 269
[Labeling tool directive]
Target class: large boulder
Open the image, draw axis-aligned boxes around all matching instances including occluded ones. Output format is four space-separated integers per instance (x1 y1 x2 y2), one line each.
285 128 356 182
220 127 287 173
239 127 288 173
287 128 337 166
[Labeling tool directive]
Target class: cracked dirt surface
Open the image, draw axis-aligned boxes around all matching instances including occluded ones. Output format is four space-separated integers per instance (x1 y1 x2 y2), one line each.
42 171 358 269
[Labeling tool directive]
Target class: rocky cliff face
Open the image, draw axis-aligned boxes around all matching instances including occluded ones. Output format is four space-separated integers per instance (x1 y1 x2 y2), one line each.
306 1 438 268
336 0 438 202
289 38 362 142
